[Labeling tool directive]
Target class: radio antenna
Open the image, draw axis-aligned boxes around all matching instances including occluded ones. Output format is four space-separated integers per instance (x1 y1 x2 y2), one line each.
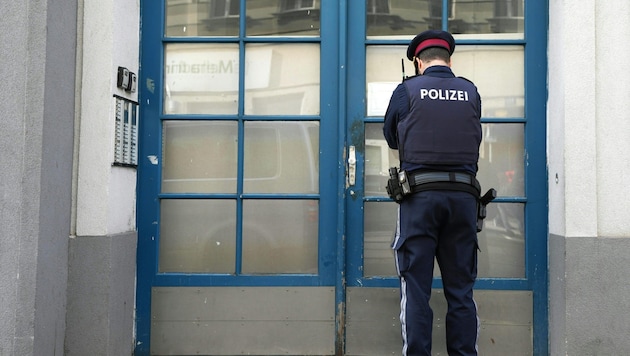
401 58 406 81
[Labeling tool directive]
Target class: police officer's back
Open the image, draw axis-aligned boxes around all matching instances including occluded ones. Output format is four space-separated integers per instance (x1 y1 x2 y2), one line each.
384 30 484 356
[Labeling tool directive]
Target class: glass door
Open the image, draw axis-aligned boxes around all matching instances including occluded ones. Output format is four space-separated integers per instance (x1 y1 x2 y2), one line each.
343 0 547 354
136 1 342 354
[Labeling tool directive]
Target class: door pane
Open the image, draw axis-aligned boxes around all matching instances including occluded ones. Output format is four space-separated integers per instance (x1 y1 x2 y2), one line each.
365 123 398 196
165 0 240 37
478 124 524 197
164 43 240 115
162 121 238 193
245 43 320 115
453 45 524 118
366 0 524 39
242 199 319 274
364 201 397 276
451 0 524 38
365 45 525 118
243 121 319 194
364 124 399 277
246 0 320 36
478 203 525 278
366 0 439 38
159 199 236 273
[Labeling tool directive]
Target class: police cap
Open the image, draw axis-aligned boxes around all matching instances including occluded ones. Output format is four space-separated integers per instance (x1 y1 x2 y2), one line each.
406 30 456 60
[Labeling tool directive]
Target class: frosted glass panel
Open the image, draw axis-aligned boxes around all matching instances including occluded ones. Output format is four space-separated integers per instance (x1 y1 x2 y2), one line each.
453 46 524 118
365 123 398 196
364 201 398 277
159 199 236 273
161 121 238 193
245 44 320 115
246 1 320 36
242 200 319 274
478 203 525 278
165 0 240 37
243 121 319 194
164 43 239 115
478 124 524 197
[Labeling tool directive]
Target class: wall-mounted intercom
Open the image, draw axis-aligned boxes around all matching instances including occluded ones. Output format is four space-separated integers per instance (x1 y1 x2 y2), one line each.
117 66 136 92
113 95 138 167
127 72 137 93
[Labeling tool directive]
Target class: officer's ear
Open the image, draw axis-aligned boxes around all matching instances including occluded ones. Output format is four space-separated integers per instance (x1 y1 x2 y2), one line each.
413 57 421 76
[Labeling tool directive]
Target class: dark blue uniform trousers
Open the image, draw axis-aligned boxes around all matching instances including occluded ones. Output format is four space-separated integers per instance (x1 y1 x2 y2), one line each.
393 190 479 356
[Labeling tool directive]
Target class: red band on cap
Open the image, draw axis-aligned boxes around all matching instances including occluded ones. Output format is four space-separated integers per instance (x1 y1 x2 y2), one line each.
414 38 450 56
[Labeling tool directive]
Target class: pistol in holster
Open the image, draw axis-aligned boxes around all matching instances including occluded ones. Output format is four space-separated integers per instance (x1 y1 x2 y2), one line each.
477 188 497 232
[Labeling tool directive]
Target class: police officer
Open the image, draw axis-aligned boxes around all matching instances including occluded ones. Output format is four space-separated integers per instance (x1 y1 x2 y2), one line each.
383 30 482 356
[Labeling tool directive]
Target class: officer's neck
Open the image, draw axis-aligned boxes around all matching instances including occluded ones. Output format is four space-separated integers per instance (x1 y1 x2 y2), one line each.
418 59 451 75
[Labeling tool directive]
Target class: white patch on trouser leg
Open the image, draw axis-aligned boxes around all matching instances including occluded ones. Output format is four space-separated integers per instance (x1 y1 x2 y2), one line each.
393 207 408 355
399 274 408 356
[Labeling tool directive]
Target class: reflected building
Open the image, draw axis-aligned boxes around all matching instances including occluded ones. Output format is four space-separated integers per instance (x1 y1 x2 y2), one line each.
165 0 523 37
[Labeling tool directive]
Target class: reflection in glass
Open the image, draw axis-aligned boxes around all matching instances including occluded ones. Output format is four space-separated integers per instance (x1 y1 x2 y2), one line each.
165 0 240 37
165 1 321 37
247 0 320 36
243 121 320 194
477 203 525 278
453 46 524 118
366 0 524 39
162 121 238 193
164 44 239 115
364 201 398 276
159 199 236 273
362 202 525 278
477 124 524 197
451 0 524 37
242 200 319 274
365 46 414 117
366 0 438 38
244 44 320 115
365 123 398 196
365 45 524 118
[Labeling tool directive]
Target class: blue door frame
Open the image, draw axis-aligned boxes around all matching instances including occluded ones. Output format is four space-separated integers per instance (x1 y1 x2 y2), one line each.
135 1 548 354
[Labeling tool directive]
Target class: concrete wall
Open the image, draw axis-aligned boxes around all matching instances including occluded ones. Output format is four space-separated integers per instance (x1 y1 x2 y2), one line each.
548 1 630 354
0 0 77 354
65 232 137 355
64 0 140 354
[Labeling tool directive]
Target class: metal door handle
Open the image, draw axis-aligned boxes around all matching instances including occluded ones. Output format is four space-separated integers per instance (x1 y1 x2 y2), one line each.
347 145 356 186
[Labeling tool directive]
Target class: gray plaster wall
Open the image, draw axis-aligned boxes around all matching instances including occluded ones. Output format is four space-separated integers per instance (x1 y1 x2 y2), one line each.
550 234 630 355
0 0 77 354
65 232 137 355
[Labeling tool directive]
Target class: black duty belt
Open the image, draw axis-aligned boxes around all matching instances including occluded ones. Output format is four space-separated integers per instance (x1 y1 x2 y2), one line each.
409 171 481 197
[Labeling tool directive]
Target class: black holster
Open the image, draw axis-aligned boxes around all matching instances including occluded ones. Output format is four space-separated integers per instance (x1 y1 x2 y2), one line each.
477 188 497 232
386 167 411 203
